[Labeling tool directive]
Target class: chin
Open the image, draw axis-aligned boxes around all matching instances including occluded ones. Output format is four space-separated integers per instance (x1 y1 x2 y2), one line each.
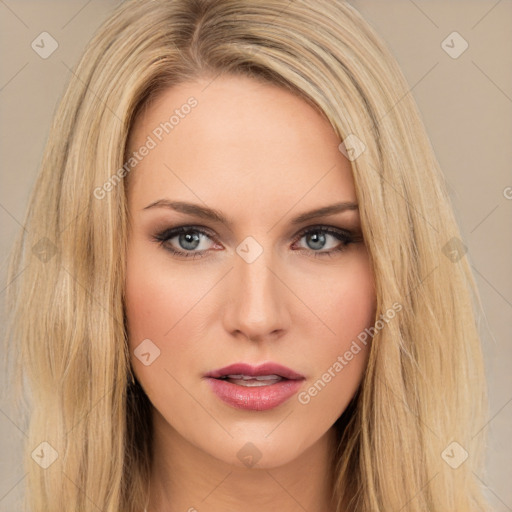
200 428 324 471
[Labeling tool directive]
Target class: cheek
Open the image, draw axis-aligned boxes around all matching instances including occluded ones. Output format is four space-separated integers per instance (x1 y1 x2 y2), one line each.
299 251 375 410
124 244 210 409
309 250 376 347
334 258 375 340
124 242 205 377
124 237 203 343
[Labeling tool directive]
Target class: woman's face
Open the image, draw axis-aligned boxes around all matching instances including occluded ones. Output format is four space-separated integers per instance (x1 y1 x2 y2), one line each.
125 74 376 469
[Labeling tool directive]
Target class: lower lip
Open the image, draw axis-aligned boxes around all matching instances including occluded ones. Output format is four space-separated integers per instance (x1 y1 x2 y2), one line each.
205 377 304 411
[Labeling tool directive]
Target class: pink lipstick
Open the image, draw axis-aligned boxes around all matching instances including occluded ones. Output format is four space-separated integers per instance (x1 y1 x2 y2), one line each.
204 362 305 411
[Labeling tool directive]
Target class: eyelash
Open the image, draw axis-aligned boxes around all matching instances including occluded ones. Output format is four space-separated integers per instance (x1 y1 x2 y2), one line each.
152 224 360 260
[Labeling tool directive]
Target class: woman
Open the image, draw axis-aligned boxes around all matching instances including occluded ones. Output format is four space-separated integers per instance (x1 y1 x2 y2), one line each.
4 0 490 511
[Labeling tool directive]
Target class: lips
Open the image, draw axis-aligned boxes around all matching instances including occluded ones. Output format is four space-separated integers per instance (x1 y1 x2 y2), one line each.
204 362 305 411
205 362 305 380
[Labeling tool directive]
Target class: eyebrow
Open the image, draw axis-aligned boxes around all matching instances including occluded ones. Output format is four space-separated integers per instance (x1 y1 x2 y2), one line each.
142 199 359 227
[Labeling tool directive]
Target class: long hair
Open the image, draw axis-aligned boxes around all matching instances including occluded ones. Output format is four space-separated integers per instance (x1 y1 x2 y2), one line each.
3 0 490 510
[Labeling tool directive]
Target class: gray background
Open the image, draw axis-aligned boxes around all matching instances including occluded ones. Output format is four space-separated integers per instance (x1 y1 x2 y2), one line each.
1 1 511 510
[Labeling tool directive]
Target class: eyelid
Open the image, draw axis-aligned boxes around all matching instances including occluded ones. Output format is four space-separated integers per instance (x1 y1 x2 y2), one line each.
153 225 220 248
152 222 362 260
293 223 356 238
153 223 357 244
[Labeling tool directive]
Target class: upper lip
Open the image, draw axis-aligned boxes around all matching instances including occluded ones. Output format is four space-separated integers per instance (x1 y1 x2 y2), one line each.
205 362 305 380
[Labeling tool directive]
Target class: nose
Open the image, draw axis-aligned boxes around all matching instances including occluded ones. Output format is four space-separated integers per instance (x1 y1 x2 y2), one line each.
222 247 290 343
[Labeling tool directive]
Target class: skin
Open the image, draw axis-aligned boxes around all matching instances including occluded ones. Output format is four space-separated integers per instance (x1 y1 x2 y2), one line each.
125 73 376 512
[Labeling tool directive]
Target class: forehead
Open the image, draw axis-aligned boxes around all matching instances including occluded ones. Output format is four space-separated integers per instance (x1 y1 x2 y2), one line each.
127 74 357 218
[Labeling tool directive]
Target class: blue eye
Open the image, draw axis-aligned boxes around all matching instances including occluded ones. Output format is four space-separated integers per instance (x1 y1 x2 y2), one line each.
294 227 353 256
152 225 360 260
153 226 216 259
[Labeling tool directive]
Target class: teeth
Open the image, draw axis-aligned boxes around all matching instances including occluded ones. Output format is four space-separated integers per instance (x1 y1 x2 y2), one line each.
221 374 284 386
225 374 282 381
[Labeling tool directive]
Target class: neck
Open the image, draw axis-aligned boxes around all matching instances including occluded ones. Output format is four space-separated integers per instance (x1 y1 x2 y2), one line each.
147 408 339 512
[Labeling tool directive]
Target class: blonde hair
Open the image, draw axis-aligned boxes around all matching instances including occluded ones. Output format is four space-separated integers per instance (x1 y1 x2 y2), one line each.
4 0 490 510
